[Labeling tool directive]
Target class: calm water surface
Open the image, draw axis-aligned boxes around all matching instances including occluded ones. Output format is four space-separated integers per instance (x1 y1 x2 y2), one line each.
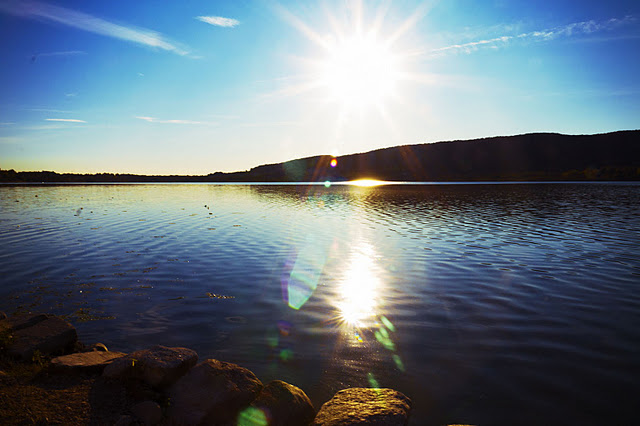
1 183 639 425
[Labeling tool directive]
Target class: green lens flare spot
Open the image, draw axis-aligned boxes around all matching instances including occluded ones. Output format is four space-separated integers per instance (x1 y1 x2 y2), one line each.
367 372 380 388
279 348 294 362
392 354 405 372
237 407 268 426
375 330 396 351
381 315 396 332
267 332 279 348
324 180 331 188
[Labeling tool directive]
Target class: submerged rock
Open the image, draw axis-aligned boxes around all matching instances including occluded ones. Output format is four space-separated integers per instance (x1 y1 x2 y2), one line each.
313 388 412 426
250 380 315 426
103 345 197 388
168 359 263 425
50 351 126 373
0 313 77 360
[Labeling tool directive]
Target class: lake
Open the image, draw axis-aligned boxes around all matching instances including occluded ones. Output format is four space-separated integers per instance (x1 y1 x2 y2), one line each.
1 182 638 425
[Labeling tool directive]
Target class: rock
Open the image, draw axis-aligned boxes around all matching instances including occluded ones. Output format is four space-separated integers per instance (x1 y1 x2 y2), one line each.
249 380 315 426
132 400 163 425
103 345 197 387
0 312 6 321
313 388 412 426
168 359 263 425
50 351 127 373
85 342 109 352
1 313 48 332
114 414 134 426
1 314 77 360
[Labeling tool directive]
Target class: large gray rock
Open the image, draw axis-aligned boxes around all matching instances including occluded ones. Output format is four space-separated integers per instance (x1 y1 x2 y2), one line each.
1 313 77 360
103 345 197 387
168 359 263 425
313 388 412 426
249 380 315 426
50 350 127 373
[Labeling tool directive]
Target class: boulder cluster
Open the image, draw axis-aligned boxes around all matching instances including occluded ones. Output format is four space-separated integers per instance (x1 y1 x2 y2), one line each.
0 313 413 425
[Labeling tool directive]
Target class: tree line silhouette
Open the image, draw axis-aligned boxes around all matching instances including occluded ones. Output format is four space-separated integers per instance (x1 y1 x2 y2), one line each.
2 130 638 183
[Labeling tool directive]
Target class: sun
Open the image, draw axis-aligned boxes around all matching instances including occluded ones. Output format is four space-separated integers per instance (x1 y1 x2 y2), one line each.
319 33 401 109
273 1 431 125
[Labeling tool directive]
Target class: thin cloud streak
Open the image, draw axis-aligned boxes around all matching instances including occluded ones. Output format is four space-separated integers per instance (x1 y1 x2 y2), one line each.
0 0 189 56
45 118 86 123
430 15 637 56
135 116 216 125
196 16 240 28
33 50 87 58
28 108 73 113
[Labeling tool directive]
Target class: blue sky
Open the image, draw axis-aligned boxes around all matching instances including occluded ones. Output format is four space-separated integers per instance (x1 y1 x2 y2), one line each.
1 0 639 174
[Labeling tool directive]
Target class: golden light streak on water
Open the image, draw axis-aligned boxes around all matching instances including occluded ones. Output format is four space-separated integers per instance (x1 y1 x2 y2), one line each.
336 243 380 327
347 179 389 187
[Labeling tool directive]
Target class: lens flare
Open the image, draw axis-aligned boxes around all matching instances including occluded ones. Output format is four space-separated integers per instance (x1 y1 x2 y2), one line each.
282 237 329 310
330 158 338 167
237 407 268 426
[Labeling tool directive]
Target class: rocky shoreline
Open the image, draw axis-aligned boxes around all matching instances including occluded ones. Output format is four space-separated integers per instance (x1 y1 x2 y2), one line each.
0 312 414 425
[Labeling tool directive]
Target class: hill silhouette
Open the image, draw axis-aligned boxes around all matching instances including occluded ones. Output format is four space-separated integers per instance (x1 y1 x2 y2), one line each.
2 130 639 182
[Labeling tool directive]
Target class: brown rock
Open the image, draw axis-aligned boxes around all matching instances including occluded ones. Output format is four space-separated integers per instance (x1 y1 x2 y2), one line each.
0 312 6 321
132 400 163 425
313 388 412 426
250 380 315 426
50 351 127 373
103 345 197 387
3 314 77 360
168 359 263 425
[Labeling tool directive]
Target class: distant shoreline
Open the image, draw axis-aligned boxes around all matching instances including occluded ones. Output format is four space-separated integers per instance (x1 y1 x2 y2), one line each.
2 130 639 183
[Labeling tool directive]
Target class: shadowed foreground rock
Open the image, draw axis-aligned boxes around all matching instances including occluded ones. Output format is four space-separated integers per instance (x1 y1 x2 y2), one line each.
313 388 412 426
50 351 127 374
0 313 77 360
103 345 197 387
250 379 316 425
168 359 263 425
131 400 163 425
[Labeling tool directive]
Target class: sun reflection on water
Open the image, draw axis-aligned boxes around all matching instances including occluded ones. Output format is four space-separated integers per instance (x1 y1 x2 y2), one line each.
346 179 388 187
336 243 381 328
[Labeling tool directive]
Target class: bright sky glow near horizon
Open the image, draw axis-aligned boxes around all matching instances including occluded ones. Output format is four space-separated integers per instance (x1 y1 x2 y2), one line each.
1 0 639 174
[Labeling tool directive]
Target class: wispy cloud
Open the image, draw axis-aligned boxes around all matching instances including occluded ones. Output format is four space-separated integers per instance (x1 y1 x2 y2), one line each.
28 108 73 113
431 15 637 56
45 118 86 123
0 0 189 56
196 16 240 28
32 50 87 59
135 116 216 125
0 122 15 126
